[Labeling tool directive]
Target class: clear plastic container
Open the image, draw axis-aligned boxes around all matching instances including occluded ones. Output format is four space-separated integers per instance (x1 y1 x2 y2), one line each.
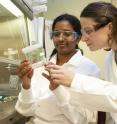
22 45 47 69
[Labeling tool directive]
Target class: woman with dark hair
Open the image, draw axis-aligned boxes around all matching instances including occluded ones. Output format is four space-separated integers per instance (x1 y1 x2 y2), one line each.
16 13 99 124
50 14 84 58
45 2 117 123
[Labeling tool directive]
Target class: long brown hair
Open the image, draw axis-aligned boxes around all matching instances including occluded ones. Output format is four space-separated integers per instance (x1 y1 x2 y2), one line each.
80 2 117 48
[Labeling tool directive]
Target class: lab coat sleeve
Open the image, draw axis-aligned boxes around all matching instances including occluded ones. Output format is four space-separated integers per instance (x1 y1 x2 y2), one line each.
53 85 97 123
15 86 37 116
70 73 117 112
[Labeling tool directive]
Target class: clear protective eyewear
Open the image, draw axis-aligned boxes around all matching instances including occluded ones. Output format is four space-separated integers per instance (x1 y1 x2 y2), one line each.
50 30 80 41
81 20 111 36
81 28 95 36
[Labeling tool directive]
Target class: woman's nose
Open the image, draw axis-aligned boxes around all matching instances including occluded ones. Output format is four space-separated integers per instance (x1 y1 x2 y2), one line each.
81 34 88 42
59 34 64 41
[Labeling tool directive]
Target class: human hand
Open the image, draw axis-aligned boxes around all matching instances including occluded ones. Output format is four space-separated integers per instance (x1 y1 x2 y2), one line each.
42 62 59 90
45 64 74 87
18 60 33 89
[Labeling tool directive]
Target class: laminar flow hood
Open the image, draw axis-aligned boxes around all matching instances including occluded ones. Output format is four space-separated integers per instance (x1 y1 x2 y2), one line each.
11 0 33 20
11 0 48 20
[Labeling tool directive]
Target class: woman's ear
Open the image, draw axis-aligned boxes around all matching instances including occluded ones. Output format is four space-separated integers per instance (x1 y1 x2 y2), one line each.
107 22 112 41
107 22 112 34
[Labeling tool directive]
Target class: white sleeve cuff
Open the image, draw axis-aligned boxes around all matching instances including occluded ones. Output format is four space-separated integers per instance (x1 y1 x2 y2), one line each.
19 85 34 103
53 85 70 106
71 73 82 89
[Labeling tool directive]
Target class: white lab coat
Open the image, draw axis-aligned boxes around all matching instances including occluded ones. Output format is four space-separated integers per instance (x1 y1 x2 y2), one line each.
69 50 117 113
105 50 117 124
15 50 100 124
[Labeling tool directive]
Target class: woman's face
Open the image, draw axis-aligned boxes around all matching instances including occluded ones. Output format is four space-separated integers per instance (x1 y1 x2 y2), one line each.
52 21 80 55
80 17 111 51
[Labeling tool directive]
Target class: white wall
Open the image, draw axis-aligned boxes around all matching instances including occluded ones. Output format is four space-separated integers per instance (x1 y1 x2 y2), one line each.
44 0 111 78
44 0 111 19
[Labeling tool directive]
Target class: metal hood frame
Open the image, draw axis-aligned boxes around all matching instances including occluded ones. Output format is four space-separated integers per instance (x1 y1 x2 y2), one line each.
11 0 33 20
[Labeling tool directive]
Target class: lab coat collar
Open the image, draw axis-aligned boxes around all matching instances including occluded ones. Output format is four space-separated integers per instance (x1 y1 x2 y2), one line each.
112 50 117 79
49 50 83 67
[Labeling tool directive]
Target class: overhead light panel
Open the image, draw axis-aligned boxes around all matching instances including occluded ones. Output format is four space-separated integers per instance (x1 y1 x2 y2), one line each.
0 0 23 17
